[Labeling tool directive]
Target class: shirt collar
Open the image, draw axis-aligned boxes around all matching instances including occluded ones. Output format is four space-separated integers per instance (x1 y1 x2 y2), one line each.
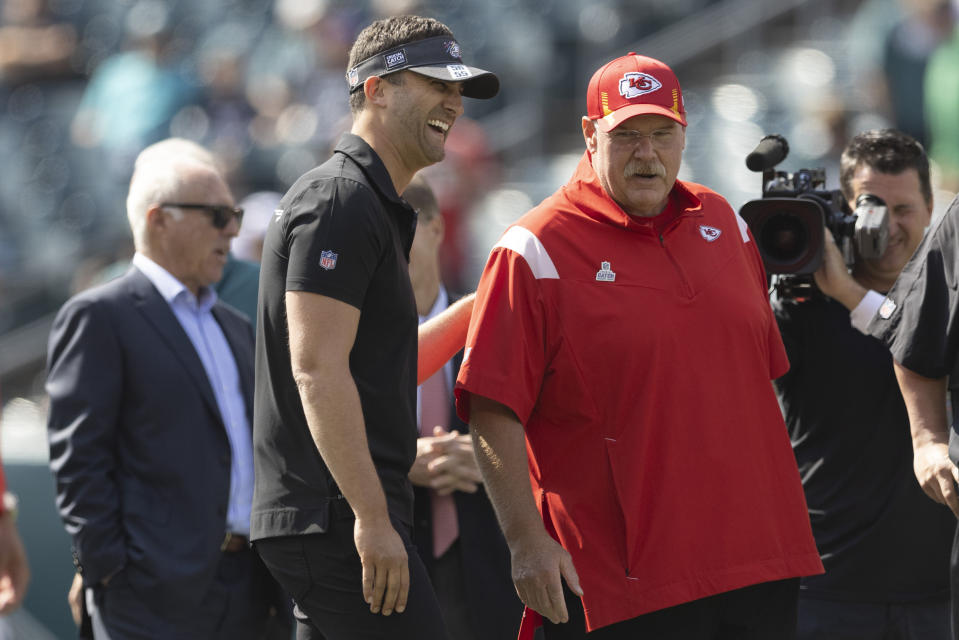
563 151 703 230
332 132 406 206
332 131 419 259
132 252 218 311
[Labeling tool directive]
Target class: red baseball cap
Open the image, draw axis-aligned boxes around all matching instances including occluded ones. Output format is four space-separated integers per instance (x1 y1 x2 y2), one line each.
586 52 686 132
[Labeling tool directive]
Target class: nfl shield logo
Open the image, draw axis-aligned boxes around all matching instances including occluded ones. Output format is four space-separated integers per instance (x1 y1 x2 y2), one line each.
878 297 897 319
320 250 338 270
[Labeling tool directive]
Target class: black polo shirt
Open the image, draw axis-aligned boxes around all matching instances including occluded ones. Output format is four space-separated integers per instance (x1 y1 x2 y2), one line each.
775 294 952 601
868 194 959 462
251 133 418 540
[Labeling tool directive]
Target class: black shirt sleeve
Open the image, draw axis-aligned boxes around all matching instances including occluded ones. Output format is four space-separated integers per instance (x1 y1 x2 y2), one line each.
867 195 959 379
284 177 386 309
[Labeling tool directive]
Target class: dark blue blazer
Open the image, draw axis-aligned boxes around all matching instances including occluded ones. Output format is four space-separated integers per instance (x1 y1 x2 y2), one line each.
46 267 274 623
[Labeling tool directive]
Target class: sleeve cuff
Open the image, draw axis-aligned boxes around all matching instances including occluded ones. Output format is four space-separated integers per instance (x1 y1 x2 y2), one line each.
850 290 884 334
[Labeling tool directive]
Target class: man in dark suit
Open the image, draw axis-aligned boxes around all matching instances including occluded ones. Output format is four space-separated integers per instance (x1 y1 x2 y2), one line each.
46 146 283 639
404 176 523 639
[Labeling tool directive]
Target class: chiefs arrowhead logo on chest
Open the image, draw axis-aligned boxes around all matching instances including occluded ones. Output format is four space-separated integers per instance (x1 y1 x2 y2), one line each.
699 225 722 242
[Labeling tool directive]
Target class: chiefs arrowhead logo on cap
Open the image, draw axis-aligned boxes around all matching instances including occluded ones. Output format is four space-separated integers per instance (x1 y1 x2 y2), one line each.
619 72 662 100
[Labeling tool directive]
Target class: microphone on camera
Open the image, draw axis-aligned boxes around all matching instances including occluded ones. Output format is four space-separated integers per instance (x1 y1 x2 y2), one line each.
746 134 789 172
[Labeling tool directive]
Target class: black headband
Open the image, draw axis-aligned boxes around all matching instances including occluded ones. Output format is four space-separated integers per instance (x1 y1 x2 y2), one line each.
346 35 499 100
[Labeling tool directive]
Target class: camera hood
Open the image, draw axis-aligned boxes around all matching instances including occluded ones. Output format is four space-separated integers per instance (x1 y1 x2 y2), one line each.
739 198 826 275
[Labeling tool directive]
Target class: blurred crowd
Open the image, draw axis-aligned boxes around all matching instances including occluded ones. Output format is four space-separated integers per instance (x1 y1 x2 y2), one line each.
3 0 959 370
0 0 730 339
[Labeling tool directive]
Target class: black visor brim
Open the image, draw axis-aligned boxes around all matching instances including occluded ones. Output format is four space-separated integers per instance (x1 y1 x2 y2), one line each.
407 66 500 99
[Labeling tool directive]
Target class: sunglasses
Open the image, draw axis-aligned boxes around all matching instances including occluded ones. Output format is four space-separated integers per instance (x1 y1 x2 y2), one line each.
161 202 244 229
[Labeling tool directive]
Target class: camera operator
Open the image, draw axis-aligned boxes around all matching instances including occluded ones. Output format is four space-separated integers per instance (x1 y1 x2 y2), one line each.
774 128 953 639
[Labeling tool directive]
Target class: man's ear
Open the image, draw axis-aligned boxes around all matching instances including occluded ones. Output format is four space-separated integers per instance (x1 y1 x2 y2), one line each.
364 75 388 107
146 204 166 227
145 204 169 233
582 117 597 154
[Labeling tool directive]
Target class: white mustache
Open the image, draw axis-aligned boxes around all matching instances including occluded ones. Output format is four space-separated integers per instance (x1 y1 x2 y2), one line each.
624 162 665 179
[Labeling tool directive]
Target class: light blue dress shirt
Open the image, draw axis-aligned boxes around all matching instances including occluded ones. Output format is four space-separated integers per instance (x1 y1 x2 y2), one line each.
132 253 254 536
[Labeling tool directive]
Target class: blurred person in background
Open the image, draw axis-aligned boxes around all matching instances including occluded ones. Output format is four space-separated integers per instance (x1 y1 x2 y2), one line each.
924 0 959 191
251 14 497 639
232 191 283 264
209 189 284 330
70 2 198 174
47 144 289 639
881 0 953 146
843 0 953 147
846 0 902 118
0 389 30 619
188 26 259 190
0 0 77 86
456 52 823 639
404 175 523 640
239 0 365 187
775 128 951 640
420 115 501 293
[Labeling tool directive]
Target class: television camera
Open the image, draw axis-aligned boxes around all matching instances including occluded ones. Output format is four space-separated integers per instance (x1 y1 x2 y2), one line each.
738 134 889 299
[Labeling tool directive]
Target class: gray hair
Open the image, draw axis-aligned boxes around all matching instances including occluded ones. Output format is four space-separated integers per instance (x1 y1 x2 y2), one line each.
134 137 218 171
126 157 220 250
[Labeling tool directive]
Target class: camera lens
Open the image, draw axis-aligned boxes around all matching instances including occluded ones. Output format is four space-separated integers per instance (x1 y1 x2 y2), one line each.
740 196 824 274
760 213 808 263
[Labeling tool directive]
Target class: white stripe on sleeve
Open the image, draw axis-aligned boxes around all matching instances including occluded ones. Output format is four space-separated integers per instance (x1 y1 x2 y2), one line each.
735 213 751 243
492 226 560 280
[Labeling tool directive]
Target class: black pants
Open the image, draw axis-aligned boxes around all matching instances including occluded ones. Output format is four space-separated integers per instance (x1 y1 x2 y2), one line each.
255 510 448 640
950 519 959 640
544 578 800 640
796 593 949 640
431 540 481 640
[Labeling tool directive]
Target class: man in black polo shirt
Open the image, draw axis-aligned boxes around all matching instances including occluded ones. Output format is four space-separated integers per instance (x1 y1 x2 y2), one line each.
251 14 498 639
776 129 953 639
868 191 959 635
